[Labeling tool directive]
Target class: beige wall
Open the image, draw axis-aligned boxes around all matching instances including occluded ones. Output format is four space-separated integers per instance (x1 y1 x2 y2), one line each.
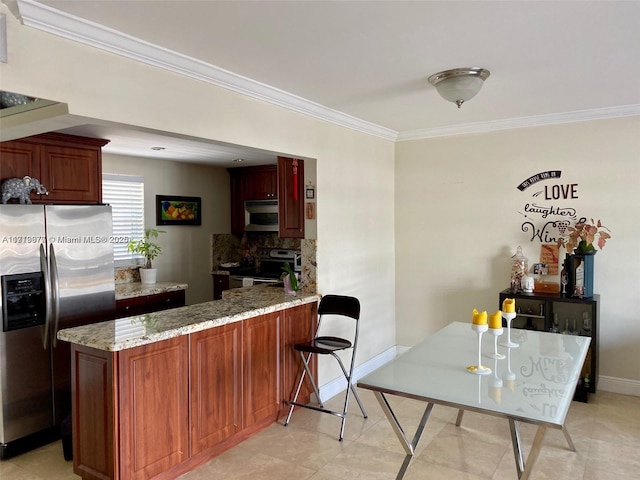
395 116 640 385
5 4 638 391
103 155 230 305
0 6 396 385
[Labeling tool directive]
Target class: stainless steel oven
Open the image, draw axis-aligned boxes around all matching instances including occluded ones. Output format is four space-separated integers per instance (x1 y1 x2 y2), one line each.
227 248 300 289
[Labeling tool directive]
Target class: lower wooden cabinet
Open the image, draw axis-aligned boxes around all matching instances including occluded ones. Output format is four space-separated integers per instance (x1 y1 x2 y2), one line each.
281 303 317 412
71 302 317 480
71 346 116 480
212 274 229 300
243 312 281 428
118 338 189 480
115 290 186 318
189 322 242 454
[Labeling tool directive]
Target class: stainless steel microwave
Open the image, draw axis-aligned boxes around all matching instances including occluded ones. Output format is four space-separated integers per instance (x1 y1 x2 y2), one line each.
244 199 279 232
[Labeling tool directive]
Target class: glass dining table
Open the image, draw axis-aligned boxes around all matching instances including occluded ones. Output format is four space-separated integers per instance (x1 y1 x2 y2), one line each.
357 321 590 480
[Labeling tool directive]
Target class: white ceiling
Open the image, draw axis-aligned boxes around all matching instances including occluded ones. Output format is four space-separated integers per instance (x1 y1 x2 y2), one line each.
12 0 640 165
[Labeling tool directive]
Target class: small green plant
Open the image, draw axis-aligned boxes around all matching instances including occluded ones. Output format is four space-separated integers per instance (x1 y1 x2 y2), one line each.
127 229 165 269
280 262 299 291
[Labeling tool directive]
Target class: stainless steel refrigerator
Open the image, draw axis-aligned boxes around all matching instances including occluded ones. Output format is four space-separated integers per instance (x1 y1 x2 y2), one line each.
0 204 115 458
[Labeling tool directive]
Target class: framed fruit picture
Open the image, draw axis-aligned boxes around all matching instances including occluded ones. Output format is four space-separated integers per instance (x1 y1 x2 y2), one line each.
156 195 201 225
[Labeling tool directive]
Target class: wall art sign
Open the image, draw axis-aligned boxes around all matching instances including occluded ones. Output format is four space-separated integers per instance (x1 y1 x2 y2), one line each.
516 170 586 248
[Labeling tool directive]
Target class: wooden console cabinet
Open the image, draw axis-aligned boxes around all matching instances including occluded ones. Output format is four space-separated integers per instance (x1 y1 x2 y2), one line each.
498 289 599 400
71 302 316 480
0 132 109 204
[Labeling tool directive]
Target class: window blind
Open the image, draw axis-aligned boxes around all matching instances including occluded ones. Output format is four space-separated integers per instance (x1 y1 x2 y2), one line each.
102 174 145 264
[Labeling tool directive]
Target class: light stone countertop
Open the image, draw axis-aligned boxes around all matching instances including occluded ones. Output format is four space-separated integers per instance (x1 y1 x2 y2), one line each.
58 285 320 352
115 282 188 300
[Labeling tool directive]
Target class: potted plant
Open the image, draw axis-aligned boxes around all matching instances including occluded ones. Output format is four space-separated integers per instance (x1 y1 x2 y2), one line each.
128 229 165 283
281 263 299 295
557 218 611 254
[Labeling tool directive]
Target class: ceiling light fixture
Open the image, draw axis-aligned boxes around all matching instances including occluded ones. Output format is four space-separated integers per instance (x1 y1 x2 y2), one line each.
428 67 490 108
150 146 165 151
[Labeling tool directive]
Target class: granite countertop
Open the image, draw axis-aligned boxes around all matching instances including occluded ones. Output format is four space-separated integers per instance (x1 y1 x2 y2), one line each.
115 282 188 300
58 285 320 352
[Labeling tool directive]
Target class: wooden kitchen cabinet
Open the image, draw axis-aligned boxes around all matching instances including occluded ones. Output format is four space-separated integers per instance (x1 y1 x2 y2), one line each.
0 132 109 204
228 165 277 235
212 274 230 300
245 165 277 200
281 302 317 414
228 160 304 238
118 337 190 480
0 140 41 181
277 156 305 238
243 311 281 428
71 346 116 480
70 302 317 480
190 322 242 454
71 337 190 480
115 290 186 318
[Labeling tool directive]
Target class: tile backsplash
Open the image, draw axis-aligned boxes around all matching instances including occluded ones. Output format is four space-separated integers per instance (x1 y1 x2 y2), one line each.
211 233 317 292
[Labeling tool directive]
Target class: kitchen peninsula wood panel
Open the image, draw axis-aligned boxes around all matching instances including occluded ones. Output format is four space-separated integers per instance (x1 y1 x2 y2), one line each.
189 322 242 454
72 346 115 480
243 311 281 428
281 303 317 412
65 290 319 480
118 337 189 480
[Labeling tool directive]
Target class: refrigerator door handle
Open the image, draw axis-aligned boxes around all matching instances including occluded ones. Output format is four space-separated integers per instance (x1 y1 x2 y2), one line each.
49 243 61 348
40 243 52 350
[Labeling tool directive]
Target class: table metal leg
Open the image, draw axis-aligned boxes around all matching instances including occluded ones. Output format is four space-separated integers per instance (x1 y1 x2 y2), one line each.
562 425 576 452
509 420 546 480
455 409 464 426
373 392 433 480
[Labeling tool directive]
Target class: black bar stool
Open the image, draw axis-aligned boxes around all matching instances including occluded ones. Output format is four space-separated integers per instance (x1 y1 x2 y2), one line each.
284 294 368 441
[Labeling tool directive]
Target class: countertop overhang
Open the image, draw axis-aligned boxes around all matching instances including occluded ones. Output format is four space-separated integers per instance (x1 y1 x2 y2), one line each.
59 285 320 352
115 281 188 300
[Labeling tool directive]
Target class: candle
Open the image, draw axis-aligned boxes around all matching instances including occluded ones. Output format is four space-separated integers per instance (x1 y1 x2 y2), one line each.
502 298 516 313
472 309 487 325
489 311 502 329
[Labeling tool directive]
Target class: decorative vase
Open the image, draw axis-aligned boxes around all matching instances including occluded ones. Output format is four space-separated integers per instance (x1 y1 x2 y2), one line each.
283 274 297 295
140 268 157 284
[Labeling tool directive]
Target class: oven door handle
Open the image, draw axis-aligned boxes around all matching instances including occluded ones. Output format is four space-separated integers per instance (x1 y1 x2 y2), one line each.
251 278 281 285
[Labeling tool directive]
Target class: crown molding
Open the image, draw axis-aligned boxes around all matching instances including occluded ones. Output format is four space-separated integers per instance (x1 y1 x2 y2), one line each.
397 104 640 141
16 0 398 141
16 0 640 144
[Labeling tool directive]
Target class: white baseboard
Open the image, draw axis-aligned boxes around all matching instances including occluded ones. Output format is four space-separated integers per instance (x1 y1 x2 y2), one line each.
318 345 399 402
597 375 640 397
318 346 640 401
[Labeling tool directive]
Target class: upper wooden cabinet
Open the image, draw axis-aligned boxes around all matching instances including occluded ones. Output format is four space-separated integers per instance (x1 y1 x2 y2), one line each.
0 132 109 204
277 157 304 239
228 158 304 238
245 165 277 200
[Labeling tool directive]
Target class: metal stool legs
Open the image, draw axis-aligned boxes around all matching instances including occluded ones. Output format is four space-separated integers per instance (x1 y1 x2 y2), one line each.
284 347 368 441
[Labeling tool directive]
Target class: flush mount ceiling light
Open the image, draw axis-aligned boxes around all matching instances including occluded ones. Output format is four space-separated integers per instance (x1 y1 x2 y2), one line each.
428 67 490 108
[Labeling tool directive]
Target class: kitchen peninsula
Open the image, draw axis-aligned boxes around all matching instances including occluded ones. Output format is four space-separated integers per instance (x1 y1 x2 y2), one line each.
58 286 320 480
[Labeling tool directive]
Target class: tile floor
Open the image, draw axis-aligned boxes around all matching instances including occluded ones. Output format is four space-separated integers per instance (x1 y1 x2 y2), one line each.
2 389 639 480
